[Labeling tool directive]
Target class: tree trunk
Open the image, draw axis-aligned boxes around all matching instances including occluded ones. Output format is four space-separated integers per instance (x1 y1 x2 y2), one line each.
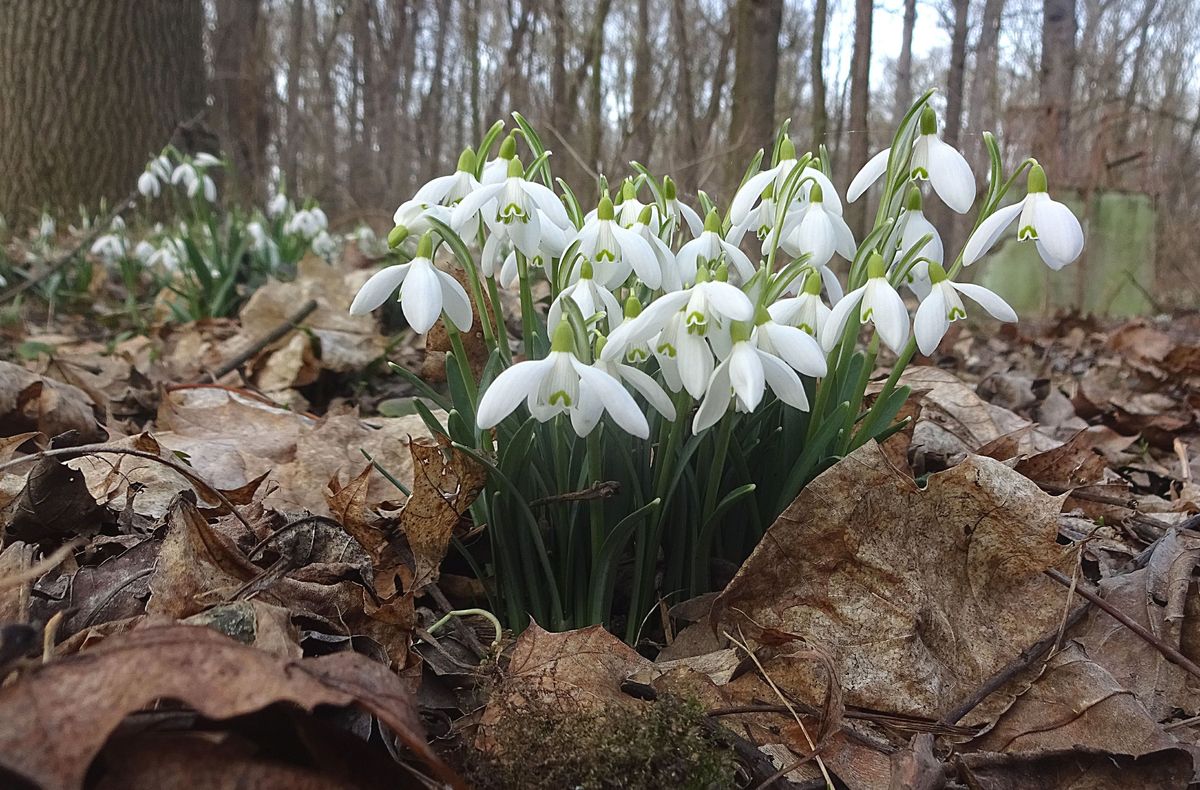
629 0 654 165
0 0 206 224
943 0 970 147
1038 0 1078 179
811 0 829 149
729 0 784 185
672 0 700 175
893 0 917 125
212 0 271 204
966 0 1005 168
284 0 306 192
847 0 874 232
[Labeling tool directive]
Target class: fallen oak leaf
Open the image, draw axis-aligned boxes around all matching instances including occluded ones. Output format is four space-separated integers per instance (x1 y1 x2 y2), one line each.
401 436 486 592
0 623 462 789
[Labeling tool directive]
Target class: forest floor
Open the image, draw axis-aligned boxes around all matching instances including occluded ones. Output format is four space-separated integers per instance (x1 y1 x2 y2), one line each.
1 250 1199 789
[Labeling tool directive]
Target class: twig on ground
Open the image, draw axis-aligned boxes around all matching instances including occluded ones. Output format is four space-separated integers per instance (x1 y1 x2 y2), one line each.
1044 568 1200 682
939 599 1091 726
194 298 319 384
529 480 621 507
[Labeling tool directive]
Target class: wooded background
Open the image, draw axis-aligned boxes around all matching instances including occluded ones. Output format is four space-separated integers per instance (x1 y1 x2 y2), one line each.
0 0 1196 300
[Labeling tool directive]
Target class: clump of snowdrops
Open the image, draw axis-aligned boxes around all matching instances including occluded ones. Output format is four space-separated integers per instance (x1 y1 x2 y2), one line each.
89 147 345 322
353 92 1084 640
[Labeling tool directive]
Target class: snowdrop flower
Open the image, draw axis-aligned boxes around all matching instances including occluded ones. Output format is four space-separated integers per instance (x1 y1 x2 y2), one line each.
138 169 161 199
133 240 156 263
266 193 289 219
414 148 483 207
567 195 660 289
349 232 472 333
547 261 623 332
629 206 683 292
603 266 754 398
480 134 518 185
311 230 337 260
286 207 329 239
38 214 55 239
90 234 125 263
692 317 818 432
769 271 832 337
451 157 571 260
614 180 658 230
676 210 756 285
848 106 975 213
389 199 451 247
962 164 1084 270
188 173 217 202
477 323 650 438
730 140 842 229
149 155 172 182
171 163 198 189
193 152 222 169
780 183 856 273
891 188 944 298
148 242 182 273
592 336 676 421
914 262 1017 355
662 177 704 238
820 252 909 354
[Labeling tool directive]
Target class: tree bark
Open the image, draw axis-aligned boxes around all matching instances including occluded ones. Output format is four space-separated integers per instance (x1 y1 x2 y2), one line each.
284 0 306 192
966 0 1005 168
811 0 829 149
943 0 970 147
0 0 206 224
893 0 917 125
212 0 271 204
729 0 784 184
847 0 874 232
629 0 655 165
1038 0 1078 179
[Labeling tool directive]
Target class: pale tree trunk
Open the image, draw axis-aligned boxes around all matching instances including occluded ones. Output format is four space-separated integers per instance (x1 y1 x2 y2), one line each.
894 0 917 125
847 0 874 232
1038 0 1078 179
629 0 654 165
212 0 271 204
811 0 829 149
943 0 970 148
729 0 784 185
967 0 1006 169
0 0 206 223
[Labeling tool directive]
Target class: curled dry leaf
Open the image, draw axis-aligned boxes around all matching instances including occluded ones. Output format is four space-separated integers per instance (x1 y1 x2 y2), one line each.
1071 529 1200 721
0 361 105 443
0 623 461 789
714 440 1072 718
477 622 653 752
4 456 104 546
969 642 1183 757
402 436 487 591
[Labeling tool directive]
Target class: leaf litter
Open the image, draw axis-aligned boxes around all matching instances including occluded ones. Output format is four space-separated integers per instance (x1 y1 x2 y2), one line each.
2 268 1200 789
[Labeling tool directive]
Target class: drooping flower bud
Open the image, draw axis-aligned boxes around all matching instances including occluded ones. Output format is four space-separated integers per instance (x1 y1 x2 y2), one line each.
387 225 410 249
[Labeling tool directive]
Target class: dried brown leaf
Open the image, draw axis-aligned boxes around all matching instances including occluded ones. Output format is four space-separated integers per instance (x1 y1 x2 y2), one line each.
0 623 460 789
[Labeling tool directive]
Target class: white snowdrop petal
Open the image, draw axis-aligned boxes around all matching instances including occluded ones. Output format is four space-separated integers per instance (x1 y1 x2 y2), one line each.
863 280 910 354
702 282 754 322
677 331 715 399
913 287 950 356
819 286 866 351
1032 197 1084 266
574 360 650 438
400 259 444 334
759 352 809 410
847 148 891 202
617 364 676 420
729 343 766 411
692 361 732 433
435 269 474 331
926 136 975 213
963 201 1024 265
954 282 1018 323
477 358 555 429
729 168 780 227
349 263 411 315
763 323 827 377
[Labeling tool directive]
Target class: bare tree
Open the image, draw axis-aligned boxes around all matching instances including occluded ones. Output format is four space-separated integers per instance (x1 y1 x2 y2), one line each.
729 0 784 185
846 0 874 231
812 0 829 149
0 0 206 222
944 0 970 147
1038 0 1079 178
894 0 917 124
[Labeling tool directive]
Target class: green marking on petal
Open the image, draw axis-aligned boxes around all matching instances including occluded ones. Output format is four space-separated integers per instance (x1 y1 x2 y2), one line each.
948 306 967 321
550 390 572 406
1018 224 1037 241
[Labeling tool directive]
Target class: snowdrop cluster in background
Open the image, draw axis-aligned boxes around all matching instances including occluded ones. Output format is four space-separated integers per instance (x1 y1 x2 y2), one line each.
349 96 1084 638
